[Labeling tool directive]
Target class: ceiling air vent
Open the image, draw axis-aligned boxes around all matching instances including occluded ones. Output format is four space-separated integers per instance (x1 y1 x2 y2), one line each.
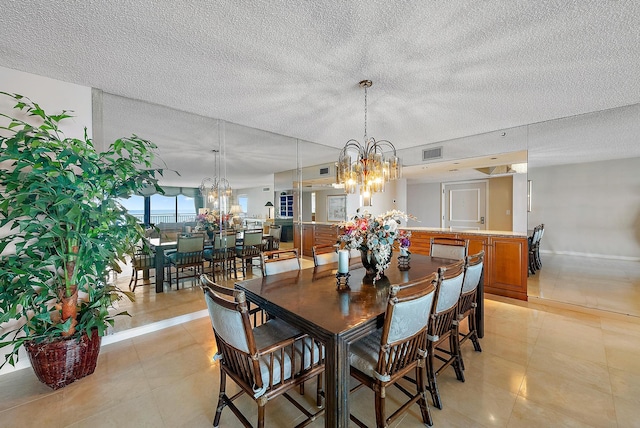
422 146 443 161
319 167 329 175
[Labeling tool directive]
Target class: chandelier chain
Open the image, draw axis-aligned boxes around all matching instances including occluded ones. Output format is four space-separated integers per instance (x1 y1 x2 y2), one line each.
363 84 368 141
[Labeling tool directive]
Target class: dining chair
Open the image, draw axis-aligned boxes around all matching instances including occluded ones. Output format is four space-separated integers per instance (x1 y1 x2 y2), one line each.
430 237 468 260
528 224 542 275
203 231 237 282
128 242 155 292
426 260 466 409
236 230 264 276
261 249 300 276
312 244 339 267
200 275 324 428
349 273 438 428
165 235 205 289
268 225 281 250
456 251 484 369
534 223 545 270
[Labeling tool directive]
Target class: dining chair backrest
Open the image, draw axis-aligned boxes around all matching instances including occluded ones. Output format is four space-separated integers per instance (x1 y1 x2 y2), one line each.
383 273 438 347
177 235 205 253
434 260 465 313
430 237 468 260
530 225 541 245
262 249 301 276
243 230 264 247
224 232 236 249
269 225 282 240
461 251 484 294
312 244 339 266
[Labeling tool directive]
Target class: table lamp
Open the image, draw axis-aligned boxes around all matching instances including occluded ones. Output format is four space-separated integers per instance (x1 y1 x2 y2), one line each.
265 201 274 219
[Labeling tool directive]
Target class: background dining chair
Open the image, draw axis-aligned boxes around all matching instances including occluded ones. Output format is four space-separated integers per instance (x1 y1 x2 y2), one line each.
430 237 469 260
235 230 264 276
312 244 339 267
204 231 237 282
128 242 155 292
200 275 324 428
528 224 542 275
534 223 545 270
261 249 301 276
268 224 281 250
456 251 484 368
349 273 438 428
165 235 205 289
426 260 466 410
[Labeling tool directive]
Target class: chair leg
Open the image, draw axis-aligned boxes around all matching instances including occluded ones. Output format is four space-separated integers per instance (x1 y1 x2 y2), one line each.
426 346 442 409
131 268 139 292
316 374 324 408
416 366 433 426
469 312 482 353
374 388 386 428
451 328 465 382
213 370 227 428
128 268 135 291
257 401 266 428
529 251 537 275
535 246 542 269
232 257 238 279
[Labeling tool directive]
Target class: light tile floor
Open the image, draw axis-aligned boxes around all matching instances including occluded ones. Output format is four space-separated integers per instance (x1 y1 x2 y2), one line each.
2 254 640 427
528 253 640 317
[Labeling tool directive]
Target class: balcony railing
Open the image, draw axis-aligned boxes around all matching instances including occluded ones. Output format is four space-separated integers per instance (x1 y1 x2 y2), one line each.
129 213 197 224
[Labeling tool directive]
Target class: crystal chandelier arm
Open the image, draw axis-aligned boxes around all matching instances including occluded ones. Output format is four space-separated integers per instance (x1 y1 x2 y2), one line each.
339 139 365 157
368 139 397 156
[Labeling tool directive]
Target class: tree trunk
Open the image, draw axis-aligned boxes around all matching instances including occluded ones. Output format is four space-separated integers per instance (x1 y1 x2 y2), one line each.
60 287 78 337
62 244 79 336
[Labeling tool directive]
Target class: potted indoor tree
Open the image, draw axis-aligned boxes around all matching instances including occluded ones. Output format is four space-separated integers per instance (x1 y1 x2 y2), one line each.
0 92 164 389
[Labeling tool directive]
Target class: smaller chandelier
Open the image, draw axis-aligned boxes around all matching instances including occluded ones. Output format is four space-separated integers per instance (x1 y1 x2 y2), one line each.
199 176 232 203
337 80 401 206
199 149 232 204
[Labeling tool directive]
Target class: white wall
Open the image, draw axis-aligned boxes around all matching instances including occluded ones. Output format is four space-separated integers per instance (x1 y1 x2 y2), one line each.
528 157 640 259
235 186 273 219
512 173 528 233
407 182 442 227
353 179 408 217
0 66 92 140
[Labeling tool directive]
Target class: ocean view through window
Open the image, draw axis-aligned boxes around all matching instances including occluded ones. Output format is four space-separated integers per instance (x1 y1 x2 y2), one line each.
119 194 197 224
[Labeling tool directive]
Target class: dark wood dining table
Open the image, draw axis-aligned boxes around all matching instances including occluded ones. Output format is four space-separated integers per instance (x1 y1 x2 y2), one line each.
148 238 177 293
235 253 483 427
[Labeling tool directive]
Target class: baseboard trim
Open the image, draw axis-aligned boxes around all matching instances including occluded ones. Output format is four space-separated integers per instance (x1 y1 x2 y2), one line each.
0 309 209 377
540 250 640 262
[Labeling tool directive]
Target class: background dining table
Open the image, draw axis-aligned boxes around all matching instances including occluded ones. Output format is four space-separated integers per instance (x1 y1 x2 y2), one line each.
235 253 483 427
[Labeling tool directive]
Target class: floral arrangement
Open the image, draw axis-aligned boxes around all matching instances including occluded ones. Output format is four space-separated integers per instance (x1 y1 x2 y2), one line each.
338 209 414 280
195 211 219 231
398 229 412 256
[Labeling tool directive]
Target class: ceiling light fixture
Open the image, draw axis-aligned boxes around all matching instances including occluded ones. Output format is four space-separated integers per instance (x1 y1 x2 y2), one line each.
199 149 232 205
337 80 401 206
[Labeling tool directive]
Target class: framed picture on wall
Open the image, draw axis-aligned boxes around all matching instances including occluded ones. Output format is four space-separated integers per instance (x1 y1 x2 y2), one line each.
327 195 347 222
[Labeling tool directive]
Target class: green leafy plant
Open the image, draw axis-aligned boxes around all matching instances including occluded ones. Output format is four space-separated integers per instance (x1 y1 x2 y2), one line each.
0 92 164 368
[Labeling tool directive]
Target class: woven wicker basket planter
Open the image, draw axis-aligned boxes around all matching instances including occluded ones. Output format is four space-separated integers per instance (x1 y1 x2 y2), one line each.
24 329 101 390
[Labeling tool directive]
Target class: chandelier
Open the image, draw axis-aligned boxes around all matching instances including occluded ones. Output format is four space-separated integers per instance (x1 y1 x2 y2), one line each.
337 80 401 206
199 149 232 204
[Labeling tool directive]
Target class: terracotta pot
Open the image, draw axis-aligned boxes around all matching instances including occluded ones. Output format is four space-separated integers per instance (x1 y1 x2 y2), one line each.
24 329 101 390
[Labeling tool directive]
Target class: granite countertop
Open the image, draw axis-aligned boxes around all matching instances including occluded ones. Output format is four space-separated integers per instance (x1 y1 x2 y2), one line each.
402 226 527 238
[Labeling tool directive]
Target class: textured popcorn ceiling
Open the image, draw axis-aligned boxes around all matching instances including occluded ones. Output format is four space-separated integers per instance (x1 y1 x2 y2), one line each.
1 1 639 187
